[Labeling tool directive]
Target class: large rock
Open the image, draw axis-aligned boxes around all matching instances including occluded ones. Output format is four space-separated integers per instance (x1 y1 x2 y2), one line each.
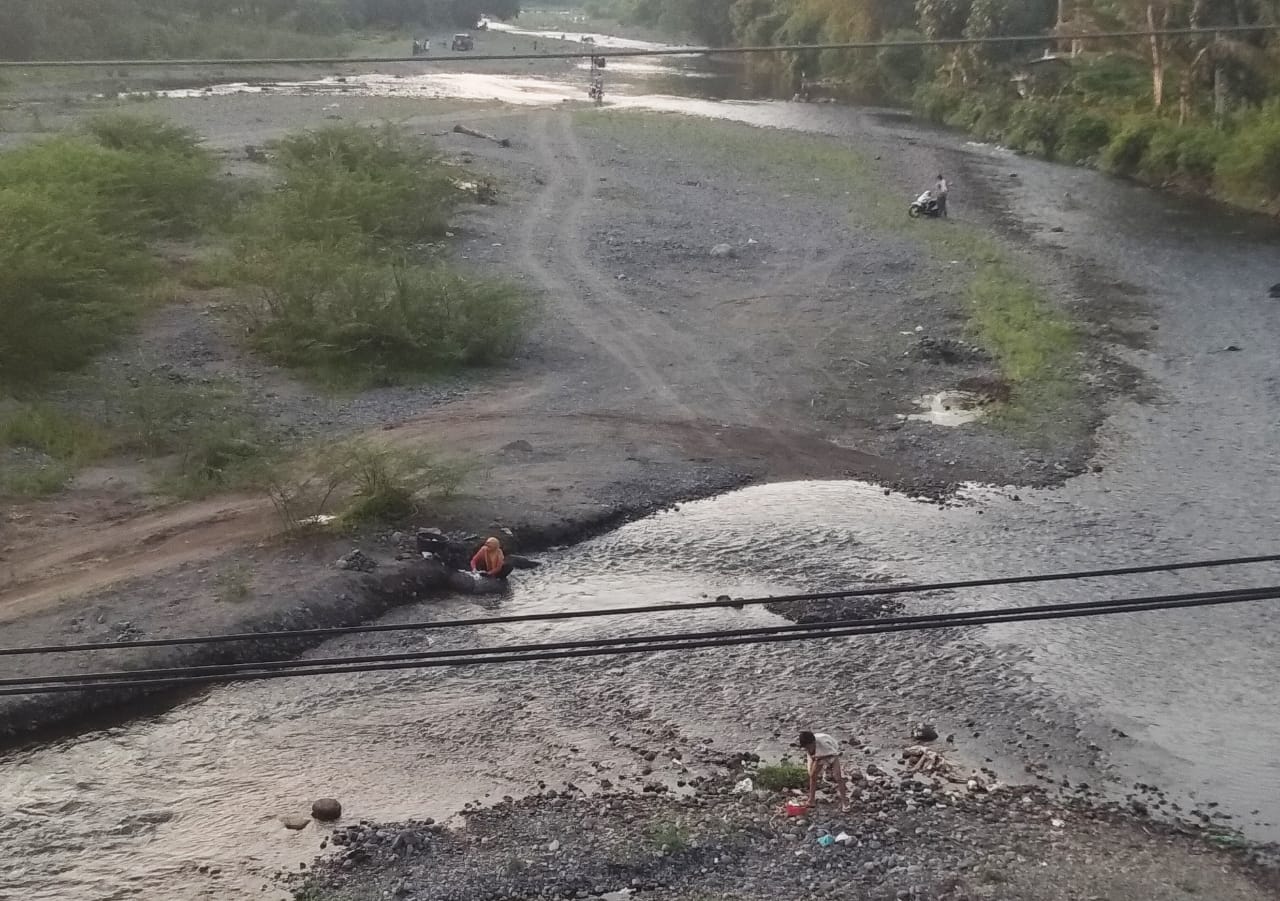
709 243 736 259
312 798 343 821
281 815 310 830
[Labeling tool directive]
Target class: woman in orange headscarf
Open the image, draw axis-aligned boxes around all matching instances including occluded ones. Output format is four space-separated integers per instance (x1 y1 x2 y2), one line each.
470 537 513 579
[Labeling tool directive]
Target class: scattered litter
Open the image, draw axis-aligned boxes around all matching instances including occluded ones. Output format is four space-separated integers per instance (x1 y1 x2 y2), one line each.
783 801 808 817
834 831 853 845
817 834 835 847
1051 818 1066 829
914 325 924 332
733 777 754 794
546 839 561 853
902 745 960 780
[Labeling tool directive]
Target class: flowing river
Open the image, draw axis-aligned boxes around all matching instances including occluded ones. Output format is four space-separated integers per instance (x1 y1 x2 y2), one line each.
3 23 1280 901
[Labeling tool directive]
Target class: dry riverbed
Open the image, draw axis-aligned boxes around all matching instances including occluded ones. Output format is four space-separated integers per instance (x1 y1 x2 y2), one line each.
292 769 1278 901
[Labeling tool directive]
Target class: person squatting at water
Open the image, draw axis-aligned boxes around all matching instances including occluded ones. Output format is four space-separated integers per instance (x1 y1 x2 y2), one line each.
471 536 515 580
799 729 851 812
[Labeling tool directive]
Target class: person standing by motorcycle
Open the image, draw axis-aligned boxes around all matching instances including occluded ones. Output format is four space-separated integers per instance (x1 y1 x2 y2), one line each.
935 173 949 218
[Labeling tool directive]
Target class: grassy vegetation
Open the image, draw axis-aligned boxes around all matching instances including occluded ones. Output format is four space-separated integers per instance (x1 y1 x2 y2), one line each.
645 819 692 852
265 438 466 532
229 125 528 388
752 762 808 792
0 113 220 388
0 113 519 504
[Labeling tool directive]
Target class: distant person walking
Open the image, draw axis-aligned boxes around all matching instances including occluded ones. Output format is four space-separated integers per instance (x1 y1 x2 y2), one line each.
798 729 850 812
935 173 949 218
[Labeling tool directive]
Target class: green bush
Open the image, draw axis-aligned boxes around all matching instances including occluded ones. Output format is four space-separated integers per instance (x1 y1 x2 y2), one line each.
0 186 150 385
1176 128 1226 183
1215 107 1280 202
0 130 218 234
235 240 527 386
1057 111 1112 164
1102 116 1160 177
1138 122 1184 183
263 125 462 246
1004 100 1063 158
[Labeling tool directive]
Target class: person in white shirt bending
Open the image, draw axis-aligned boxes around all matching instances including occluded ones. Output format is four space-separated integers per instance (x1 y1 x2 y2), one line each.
798 729 850 811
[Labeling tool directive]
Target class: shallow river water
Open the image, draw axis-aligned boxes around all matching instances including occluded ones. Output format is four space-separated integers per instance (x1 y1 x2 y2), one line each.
5 31 1280 901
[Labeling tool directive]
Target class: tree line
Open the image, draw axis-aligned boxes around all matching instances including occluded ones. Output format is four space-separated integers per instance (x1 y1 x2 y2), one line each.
0 0 520 60
603 0 1280 205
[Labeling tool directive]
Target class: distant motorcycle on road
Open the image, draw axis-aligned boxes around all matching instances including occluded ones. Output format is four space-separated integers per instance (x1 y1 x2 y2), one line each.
908 190 942 219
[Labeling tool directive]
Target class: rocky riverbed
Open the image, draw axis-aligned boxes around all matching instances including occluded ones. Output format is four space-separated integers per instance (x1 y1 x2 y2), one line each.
290 765 1279 901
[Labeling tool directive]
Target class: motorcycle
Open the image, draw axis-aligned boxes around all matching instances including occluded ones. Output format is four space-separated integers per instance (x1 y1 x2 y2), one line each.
908 191 942 219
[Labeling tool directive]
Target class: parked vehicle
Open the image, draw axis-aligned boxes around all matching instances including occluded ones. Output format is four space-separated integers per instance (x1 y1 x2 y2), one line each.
908 190 942 219
451 33 474 51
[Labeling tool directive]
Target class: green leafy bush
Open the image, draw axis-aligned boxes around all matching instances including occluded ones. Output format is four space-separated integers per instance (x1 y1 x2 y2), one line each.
0 186 150 385
1101 116 1160 177
234 239 527 386
1215 107 1280 202
263 125 463 246
1004 100 1063 158
1057 112 1112 164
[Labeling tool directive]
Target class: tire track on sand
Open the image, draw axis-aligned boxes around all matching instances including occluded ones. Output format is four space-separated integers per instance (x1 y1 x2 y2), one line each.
518 113 696 418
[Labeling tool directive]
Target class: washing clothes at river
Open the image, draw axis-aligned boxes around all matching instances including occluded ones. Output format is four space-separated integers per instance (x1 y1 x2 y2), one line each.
416 529 541 594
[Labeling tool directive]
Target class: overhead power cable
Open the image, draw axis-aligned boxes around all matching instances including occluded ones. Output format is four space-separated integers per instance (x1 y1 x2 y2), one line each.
4 552 1278 658
0 26 1276 69
3 584 1276 696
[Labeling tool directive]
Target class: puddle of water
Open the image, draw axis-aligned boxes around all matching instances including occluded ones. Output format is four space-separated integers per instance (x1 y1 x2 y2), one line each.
903 390 985 426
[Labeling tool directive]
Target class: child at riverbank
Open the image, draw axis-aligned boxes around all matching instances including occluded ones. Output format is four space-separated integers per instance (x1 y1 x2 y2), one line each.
799 729 850 812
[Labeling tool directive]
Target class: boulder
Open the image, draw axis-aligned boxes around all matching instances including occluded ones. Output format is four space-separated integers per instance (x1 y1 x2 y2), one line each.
312 798 343 821
709 243 736 259
281 815 310 830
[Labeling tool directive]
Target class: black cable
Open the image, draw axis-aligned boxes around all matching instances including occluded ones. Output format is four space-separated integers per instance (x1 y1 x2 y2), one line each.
0 26 1275 69
4 552 1279 658
6 584 1273 687
3 586 1275 696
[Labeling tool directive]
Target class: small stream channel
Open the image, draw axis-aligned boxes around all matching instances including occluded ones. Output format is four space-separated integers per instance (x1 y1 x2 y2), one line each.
4 25 1280 901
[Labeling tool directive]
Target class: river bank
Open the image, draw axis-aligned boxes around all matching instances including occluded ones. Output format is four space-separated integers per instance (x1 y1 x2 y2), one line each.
0 68 1123 742
291 770 1280 901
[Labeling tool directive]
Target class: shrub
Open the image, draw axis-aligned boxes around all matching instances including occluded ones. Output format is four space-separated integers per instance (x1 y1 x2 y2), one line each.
0 131 218 234
645 820 692 852
0 186 150 385
1102 116 1160 177
235 240 527 386
753 763 809 792
1215 106 1280 203
1057 111 1112 164
263 125 463 246
1138 122 1184 183
1004 100 1063 158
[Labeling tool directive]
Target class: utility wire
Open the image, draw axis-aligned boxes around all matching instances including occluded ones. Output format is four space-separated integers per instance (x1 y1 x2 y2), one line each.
4 584 1273 687
0 26 1276 69
5 552 1279 658
4 585 1276 696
